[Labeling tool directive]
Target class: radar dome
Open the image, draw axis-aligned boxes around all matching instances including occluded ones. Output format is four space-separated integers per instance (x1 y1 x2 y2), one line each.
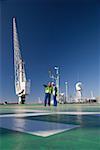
76 82 82 91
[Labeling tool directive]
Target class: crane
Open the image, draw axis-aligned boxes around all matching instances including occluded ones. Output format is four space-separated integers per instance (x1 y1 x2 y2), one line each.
13 17 30 104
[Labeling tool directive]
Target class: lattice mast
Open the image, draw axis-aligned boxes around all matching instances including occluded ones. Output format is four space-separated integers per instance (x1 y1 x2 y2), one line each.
13 17 30 104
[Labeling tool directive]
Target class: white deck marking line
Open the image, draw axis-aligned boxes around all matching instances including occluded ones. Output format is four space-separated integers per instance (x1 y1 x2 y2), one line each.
55 112 100 115
0 117 79 137
0 111 100 118
0 112 52 118
11 109 49 113
0 109 49 113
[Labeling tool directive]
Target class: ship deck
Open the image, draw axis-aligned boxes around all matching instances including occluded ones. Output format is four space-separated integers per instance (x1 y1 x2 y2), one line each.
0 103 100 150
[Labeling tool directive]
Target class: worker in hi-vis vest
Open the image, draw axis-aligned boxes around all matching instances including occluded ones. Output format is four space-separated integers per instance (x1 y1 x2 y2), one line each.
43 82 53 106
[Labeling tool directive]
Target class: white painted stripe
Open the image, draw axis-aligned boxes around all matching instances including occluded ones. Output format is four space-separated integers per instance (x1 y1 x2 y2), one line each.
55 112 100 115
0 111 100 118
12 109 49 113
0 112 52 118
0 118 79 137
0 109 49 113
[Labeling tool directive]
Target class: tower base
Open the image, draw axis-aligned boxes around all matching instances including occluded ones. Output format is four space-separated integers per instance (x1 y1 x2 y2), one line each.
76 91 82 103
18 95 26 104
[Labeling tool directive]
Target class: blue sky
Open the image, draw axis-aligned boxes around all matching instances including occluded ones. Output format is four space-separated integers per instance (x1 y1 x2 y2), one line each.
0 0 100 102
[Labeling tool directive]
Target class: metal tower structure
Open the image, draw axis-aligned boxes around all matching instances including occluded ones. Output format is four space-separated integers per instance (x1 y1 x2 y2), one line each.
49 66 60 101
65 81 68 103
13 17 30 104
55 66 60 101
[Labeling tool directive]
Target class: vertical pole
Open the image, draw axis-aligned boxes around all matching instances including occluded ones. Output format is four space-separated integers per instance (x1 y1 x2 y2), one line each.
18 97 22 104
90 91 94 99
65 82 68 103
55 66 60 102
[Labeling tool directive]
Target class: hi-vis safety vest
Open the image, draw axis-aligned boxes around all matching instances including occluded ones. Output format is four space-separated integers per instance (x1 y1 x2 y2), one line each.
45 86 53 94
45 87 49 93
49 87 53 94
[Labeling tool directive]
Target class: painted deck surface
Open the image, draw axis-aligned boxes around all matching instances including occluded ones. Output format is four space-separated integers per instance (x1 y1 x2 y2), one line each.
0 117 79 137
0 104 100 150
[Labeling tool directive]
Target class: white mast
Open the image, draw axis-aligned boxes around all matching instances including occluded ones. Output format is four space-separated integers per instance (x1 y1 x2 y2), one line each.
55 66 60 101
65 81 68 103
13 17 30 104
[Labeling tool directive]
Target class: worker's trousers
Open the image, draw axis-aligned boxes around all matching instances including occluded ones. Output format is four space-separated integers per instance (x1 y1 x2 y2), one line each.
44 93 51 106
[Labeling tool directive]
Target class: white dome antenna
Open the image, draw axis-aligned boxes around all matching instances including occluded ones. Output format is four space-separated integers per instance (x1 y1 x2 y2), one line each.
76 82 82 91
75 82 83 103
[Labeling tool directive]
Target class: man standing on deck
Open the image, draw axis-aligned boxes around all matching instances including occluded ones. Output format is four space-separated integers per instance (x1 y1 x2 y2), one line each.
52 82 57 106
43 82 53 106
